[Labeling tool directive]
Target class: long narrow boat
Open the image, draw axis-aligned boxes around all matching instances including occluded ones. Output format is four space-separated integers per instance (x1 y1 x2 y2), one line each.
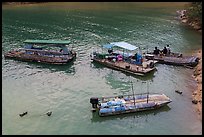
90 93 172 117
4 40 76 65
145 52 199 68
91 42 157 76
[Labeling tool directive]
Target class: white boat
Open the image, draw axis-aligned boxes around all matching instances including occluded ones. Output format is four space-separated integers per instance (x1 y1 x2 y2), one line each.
90 92 172 117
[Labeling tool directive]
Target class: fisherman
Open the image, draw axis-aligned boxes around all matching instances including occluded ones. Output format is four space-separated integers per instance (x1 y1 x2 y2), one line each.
153 47 160 55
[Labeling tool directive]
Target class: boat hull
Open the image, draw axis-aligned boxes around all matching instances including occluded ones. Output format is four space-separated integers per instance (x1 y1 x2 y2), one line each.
4 50 76 65
91 58 156 76
99 102 170 117
145 53 199 67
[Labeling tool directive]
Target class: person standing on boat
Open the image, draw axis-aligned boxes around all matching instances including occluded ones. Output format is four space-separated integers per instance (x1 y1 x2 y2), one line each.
166 45 171 55
134 53 138 61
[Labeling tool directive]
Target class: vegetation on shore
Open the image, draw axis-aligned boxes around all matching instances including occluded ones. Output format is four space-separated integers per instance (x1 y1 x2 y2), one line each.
183 2 202 32
2 2 44 5
184 2 202 121
186 2 202 25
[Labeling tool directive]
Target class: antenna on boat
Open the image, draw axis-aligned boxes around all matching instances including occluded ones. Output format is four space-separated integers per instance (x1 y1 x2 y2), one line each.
147 81 149 103
142 81 149 103
131 81 136 108
147 79 151 103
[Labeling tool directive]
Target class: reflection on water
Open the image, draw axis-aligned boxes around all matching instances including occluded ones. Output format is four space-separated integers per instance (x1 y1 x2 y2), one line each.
91 105 171 123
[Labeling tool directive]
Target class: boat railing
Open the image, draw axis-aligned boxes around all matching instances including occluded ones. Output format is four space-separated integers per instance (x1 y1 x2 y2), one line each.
24 49 68 57
97 92 162 100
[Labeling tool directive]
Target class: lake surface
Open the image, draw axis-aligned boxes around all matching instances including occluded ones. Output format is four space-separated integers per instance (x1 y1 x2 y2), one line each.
2 2 202 135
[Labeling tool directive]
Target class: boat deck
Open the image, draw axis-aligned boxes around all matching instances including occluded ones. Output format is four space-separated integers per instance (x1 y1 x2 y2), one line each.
145 53 199 67
92 58 156 76
96 93 172 117
100 94 171 105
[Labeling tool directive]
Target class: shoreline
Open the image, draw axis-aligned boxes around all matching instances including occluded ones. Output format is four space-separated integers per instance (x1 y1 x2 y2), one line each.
192 49 202 121
177 10 202 33
177 10 202 121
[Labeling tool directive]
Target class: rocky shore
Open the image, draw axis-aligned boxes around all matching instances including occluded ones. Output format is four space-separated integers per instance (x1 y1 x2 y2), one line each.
177 10 202 33
177 10 202 121
192 49 202 121
181 18 202 33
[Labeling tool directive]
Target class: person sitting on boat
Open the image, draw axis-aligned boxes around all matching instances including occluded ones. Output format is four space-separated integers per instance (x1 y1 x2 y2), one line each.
162 47 168 55
153 47 160 55
108 48 113 55
134 53 138 61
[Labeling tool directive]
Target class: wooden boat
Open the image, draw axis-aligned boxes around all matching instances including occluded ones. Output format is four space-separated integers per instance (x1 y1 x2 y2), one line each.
4 40 76 65
145 52 199 68
91 42 157 76
90 93 172 117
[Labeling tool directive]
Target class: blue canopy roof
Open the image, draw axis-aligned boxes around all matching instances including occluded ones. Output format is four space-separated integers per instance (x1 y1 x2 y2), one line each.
103 44 113 49
103 42 138 51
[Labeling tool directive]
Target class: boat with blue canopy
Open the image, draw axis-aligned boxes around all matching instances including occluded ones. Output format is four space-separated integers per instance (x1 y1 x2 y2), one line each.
91 41 157 76
4 39 76 65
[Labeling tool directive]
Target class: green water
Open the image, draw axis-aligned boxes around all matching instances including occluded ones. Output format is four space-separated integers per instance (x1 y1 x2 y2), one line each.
2 2 202 135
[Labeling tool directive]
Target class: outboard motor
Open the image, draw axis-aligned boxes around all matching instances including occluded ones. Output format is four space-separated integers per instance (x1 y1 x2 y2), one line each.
90 97 99 108
149 62 154 68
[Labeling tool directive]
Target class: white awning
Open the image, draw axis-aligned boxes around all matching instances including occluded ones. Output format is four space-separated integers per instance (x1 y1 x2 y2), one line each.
110 42 138 51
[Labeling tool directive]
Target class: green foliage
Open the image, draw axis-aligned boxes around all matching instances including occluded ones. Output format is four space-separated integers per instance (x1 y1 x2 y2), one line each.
187 2 202 24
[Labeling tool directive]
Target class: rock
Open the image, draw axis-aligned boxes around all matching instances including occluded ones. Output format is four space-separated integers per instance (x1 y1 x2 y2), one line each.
193 92 197 95
194 24 201 30
192 99 198 104
46 111 52 116
196 77 202 83
181 19 188 23
19 111 28 117
175 90 182 94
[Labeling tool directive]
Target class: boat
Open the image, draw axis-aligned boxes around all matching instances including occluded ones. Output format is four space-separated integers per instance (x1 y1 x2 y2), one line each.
4 40 77 65
91 42 157 76
90 81 172 117
90 93 172 117
145 52 199 68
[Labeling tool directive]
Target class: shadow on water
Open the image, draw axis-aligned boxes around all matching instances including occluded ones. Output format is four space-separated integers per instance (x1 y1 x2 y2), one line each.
91 61 156 81
91 105 171 123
